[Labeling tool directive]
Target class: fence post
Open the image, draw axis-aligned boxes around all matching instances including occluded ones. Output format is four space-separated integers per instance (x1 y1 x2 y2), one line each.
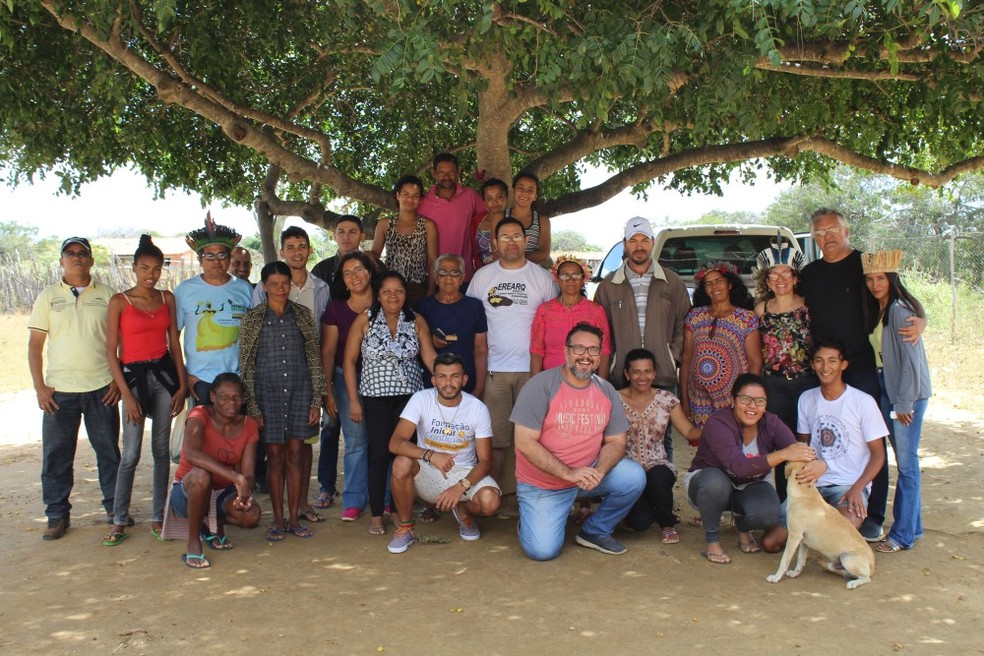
949 228 957 345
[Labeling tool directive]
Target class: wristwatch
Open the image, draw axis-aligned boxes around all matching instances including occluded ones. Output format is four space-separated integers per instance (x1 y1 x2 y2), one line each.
458 478 472 491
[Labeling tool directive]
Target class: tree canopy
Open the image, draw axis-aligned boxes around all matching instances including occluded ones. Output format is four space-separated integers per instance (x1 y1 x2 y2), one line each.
1 1 982 258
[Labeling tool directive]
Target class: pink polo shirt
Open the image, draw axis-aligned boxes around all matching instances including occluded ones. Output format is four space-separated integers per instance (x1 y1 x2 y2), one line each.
418 184 486 279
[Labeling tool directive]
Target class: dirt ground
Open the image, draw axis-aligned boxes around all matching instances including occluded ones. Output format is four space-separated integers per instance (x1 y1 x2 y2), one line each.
1 387 982 656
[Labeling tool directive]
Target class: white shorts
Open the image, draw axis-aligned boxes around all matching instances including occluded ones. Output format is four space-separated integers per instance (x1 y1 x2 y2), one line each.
414 461 500 504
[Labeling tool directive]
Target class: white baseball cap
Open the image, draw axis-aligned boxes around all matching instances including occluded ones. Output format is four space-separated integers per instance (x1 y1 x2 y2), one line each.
624 217 654 240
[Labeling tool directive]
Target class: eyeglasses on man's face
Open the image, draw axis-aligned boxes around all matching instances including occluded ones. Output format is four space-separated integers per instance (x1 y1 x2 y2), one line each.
566 344 601 356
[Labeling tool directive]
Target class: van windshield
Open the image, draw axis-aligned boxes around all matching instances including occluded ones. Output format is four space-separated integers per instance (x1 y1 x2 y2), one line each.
657 235 796 275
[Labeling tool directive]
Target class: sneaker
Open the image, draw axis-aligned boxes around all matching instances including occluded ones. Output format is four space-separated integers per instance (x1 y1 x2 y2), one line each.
452 507 481 541
387 526 416 554
859 518 884 543
340 507 363 522
43 517 69 541
575 530 627 555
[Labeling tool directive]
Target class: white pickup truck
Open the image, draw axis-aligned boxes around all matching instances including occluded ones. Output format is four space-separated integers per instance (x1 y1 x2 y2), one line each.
589 224 803 299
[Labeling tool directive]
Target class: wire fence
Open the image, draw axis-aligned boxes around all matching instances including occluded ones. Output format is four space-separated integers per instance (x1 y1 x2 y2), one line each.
0 252 200 313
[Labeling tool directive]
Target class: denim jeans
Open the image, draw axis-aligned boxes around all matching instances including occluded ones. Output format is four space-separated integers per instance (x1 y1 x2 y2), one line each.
687 468 781 543
318 407 341 496
878 370 927 548
517 458 645 561
41 385 121 520
330 367 369 511
113 372 173 525
845 367 888 526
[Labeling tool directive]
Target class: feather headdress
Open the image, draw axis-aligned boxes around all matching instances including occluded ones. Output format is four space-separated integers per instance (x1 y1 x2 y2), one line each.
185 211 242 253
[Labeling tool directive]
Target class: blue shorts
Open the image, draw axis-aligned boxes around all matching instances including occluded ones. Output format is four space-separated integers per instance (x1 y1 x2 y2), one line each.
779 484 869 528
169 480 237 521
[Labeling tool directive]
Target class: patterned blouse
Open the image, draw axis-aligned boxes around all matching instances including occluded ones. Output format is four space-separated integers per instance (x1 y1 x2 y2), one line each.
759 302 813 378
359 310 424 397
622 389 678 475
384 216 428 284
530 297 612 370
504 208 542 253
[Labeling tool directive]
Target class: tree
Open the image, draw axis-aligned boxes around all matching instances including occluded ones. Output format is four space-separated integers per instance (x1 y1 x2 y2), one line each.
552 229 601 253
2 1 983 259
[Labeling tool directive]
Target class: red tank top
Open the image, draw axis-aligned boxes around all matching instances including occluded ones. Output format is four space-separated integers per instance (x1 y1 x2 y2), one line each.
120 293 170 363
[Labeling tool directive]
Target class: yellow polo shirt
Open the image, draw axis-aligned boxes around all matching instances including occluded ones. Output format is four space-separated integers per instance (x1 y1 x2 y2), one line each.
28 280 116 393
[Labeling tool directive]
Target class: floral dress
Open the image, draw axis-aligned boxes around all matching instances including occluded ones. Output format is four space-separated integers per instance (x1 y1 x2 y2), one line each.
759 303 813 377
622 390 678 475
685 306 758 426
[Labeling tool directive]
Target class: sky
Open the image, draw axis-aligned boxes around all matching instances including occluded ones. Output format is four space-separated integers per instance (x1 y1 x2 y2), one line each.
0 165 789 252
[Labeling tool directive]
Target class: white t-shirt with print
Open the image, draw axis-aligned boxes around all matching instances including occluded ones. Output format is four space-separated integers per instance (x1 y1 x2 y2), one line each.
797 385 887 487
400 389 492 468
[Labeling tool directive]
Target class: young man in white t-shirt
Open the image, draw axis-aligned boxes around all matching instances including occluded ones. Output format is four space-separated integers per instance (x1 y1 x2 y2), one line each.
762 339 887 553
386 353 501 553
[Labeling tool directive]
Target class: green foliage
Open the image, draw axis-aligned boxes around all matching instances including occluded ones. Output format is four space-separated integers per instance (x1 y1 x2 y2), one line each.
0 0 982 226
551 229 601 252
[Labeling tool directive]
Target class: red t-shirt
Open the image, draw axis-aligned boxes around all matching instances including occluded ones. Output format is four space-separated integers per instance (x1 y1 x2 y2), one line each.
174 406 259 489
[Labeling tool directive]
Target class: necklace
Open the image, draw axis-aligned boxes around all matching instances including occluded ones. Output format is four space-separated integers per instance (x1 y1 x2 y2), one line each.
128 291 161 319
436 392 462 436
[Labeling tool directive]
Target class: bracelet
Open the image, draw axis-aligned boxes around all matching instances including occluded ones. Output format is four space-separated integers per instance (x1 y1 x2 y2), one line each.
423 449 433 463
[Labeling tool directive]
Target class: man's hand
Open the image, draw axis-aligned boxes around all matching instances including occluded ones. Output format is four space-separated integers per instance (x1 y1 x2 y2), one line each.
429 452 455 476
795 459 827 486
898 315 927 345
307 406 321 427
324 391 338 419
102 381 121 406
432 334 448 349
36 384 58 414
566 466 603 491
434 483 465 512
839 485 868 521
187 375 201 401
895 411 913 427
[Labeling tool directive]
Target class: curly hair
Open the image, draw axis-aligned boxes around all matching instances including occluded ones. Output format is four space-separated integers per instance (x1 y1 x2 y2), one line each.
752 265 801 304
692 262 754 310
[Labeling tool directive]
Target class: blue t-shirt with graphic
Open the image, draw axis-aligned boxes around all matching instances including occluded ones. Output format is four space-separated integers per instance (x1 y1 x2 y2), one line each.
175 274 253 382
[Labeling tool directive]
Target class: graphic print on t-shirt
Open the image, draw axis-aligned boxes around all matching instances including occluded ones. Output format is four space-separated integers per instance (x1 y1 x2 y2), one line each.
812 413 849 462
486 282 536 308
194 298 248 351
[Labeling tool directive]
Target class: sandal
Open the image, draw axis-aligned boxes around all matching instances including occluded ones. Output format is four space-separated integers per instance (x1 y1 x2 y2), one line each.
418 507 439 524
660 528 680 544
102 531 129 547
300 509 327 523
701 548 731 565
875 538 905 553
738 535 761 554
150 528 171 542
313 492 336 509
181 553 211 569
369 517 386 536
286 524 314 539
200 525 234 550
266 526 286 542
689 515 703 528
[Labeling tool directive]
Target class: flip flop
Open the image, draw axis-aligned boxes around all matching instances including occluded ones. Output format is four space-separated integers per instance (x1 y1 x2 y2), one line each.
200 525 234 550
266 526 286 542
150 528 172 542
738 535 761 553
102 531 129 547
660 528 680 544
701 548 731 565
300 509 327 523
368 518 386 536
286 524 314 539
418 507 439 524
313 492 336 509
875 538 905 553
181 553 211 569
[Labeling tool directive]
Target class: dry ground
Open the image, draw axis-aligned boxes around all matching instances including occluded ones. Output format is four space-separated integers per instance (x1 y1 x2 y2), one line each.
2 314 983 655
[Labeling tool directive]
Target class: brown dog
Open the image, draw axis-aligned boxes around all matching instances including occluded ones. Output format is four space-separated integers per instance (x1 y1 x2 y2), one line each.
766 461 875 589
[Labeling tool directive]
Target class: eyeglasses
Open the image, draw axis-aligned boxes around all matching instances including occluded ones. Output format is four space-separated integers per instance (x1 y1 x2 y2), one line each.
342 265 368 278
735 394 767 407
436 269 463 277
200 252 230 261
566 344 602 356
558 273 584 281
767 271 794 281
497 234 525 242
62 250 91 259
812 226 843 238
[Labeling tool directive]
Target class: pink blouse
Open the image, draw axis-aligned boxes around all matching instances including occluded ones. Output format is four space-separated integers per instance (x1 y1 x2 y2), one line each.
530 297 612 370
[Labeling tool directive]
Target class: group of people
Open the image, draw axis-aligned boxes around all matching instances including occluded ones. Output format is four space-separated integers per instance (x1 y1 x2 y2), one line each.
29 153 930 570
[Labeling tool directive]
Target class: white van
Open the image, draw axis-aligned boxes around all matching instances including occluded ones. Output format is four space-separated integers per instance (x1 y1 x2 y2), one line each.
589 224 802 298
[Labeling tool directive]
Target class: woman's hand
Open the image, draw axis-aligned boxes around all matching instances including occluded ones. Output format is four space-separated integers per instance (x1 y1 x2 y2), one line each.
122 393 144 424
781 442 816 463
349 399 363 424
253 414 265 430
170 386 188 417
308 406 321 427
324 391 338 419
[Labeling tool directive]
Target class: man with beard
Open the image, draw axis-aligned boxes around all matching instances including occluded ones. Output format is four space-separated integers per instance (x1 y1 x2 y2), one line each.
510 323 646 560
385 353 501 554
418 153 486 281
